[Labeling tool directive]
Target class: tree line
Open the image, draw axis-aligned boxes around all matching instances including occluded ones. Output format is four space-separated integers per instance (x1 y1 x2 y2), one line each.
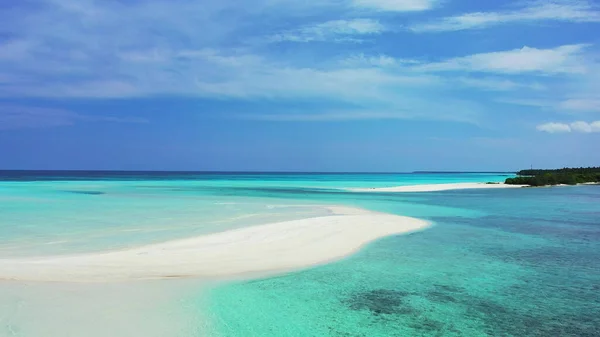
505 167 600 187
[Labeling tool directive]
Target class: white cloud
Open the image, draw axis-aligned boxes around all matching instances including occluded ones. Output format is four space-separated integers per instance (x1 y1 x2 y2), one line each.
570 121 592 132
189 62 438 100
244 111 413 121
455 77 545 91
0 74 16 84
1 45 481 122
0 106 77 129
340 54 418 67
351 0 436 12
570 120 600 132
7 0 595 126
497 97 600 113
0 105 148 130
411 0 600 32
242 98 483 123
269 19 385 43
537 120 600 133
558 98 600 112
537 122 572 133
497 98 554 108
0 30 444 104
0 40 35 60
418 44 590 74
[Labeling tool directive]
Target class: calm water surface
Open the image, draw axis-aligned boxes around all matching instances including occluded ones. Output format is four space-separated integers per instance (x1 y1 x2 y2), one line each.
200 186 600 336
1 172 598 337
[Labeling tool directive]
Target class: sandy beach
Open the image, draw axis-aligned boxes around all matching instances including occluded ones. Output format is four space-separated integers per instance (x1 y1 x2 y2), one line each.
0 206 430 282
347 182 526 193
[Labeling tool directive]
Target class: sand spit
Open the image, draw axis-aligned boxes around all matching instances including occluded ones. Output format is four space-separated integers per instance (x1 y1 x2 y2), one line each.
0 206 429 282
347 182 526 193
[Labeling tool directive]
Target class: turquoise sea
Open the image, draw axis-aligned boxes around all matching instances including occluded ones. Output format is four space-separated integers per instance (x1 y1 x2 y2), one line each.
1 171 599 336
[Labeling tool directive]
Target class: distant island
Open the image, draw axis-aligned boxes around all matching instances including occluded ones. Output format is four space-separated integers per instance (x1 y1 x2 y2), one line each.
413 171 513 175
505 167 600 187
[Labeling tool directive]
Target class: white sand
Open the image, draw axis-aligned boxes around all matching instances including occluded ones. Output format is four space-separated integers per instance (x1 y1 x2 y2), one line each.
0 280 205 337
0 206 429 282
347 182 526 193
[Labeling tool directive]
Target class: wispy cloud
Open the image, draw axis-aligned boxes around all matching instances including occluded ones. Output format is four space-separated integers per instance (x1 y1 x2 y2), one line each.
269 19 385 43
558 98 600 112
0 40 35 60
495 64 600 114
0 2 403 100
241 98 483 123
351 0 437 12
0 106 76 130
243 111 412 121
411 0 600 32
497 98 554 108
191 64 427 100
497 96 600 114
537 120 600 133
417 44 590 74
0 106 148 130
1 0 597 128
570 120 600 132
0 42 485 123
454 77 546 91
340 54 420 67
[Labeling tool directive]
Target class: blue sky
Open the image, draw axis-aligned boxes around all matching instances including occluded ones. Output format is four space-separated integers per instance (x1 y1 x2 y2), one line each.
1 0 599 171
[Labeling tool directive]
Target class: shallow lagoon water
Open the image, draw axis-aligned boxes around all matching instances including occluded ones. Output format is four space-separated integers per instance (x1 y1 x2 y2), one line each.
200 186 600 337
1 172 598 336
0 172 506 256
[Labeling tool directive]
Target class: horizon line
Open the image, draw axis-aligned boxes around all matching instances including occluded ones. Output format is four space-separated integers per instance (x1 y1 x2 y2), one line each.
0 169 517 174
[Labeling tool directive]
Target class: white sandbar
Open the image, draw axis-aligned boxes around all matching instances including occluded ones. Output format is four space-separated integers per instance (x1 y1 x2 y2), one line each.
0 206 429 282
347 182 526 193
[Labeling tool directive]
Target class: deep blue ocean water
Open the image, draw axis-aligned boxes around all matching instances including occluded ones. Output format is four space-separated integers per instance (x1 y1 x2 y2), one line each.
1 172 598 336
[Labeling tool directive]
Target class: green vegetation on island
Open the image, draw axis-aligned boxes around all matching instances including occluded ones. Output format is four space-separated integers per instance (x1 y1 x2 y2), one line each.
505 167 600 187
